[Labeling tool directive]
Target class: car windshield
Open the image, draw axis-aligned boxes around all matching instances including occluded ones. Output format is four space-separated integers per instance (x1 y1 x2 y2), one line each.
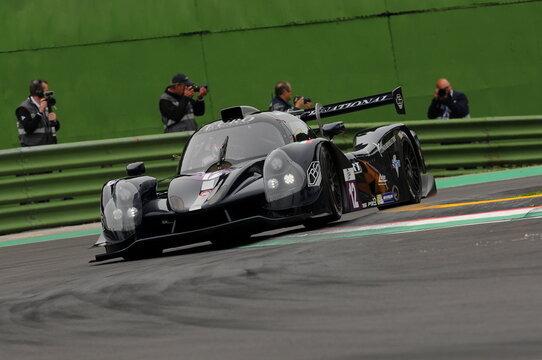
180 120 291 174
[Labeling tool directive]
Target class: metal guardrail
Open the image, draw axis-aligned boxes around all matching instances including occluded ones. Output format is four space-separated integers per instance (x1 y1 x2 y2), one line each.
0 132 192 235
1 116 540 235
334 115 542 177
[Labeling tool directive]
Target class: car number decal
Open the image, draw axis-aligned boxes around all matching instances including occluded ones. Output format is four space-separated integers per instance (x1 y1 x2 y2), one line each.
347 181 360 209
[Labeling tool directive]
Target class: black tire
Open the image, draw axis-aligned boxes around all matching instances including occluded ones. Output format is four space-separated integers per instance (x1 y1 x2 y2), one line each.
304 146 343 229
377 138 421 210
402 139 422 204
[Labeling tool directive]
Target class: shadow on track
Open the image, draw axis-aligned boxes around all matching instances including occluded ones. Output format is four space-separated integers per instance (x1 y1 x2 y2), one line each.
91 218 358 265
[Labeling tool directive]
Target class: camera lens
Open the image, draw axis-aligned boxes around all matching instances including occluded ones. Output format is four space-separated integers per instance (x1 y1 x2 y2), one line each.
438 88 447 97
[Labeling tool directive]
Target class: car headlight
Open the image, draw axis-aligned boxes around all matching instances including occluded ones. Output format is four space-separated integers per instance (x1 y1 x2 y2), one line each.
264 149 305 202
102 180 142 232
283 173 295 185
267 178 280 189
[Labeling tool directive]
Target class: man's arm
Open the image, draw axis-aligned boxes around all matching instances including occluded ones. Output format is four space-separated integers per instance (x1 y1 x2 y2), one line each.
52 118 60 132
192 98 205 116
159 96 192 122
442 92 469 118
15 107 42 134
427 99 440 119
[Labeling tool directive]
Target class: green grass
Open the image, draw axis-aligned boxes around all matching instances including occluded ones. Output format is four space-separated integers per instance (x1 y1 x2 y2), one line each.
522 190 542 196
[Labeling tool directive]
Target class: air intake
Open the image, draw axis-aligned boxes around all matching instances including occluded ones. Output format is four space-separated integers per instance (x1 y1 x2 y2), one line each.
220 106 260 122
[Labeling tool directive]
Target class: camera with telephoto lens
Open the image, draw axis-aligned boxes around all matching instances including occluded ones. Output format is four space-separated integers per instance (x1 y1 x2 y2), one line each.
437 88 447 98
44 91 56 107
191 84 208 92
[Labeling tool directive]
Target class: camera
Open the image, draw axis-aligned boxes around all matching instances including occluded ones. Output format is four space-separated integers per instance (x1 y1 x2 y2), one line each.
191 84 208 92
44 91 56 107
437 88 447 97
295 96 312 104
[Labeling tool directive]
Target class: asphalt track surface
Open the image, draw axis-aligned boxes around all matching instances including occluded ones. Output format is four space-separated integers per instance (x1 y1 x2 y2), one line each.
1 173 542 359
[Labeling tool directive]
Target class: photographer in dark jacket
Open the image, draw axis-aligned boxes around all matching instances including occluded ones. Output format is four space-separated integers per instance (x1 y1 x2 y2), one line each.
159 73 208 132
269 81 313 112
427 78 470 119
15 79 60 146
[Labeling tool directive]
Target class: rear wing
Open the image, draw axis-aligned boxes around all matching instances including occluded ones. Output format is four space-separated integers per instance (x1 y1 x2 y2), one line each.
298 87 405 122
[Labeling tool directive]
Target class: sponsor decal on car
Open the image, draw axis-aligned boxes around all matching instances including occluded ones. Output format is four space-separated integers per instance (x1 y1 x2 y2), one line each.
362 197 377 208
302 93 392 118
307 161 321 187
378 174 387 185
374 136 396 156
352 161 363 174
343 167 355 182
392 154 401 177
376 194 384 205
382 192 395 204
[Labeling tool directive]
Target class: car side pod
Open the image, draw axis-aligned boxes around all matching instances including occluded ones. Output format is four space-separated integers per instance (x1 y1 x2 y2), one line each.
421 174 438 199
126 161 145 176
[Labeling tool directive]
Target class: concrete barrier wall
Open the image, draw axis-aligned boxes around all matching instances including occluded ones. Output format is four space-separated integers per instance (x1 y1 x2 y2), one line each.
0 0 540 149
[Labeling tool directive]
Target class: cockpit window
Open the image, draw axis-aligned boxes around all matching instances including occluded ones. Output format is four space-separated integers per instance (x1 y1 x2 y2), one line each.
180 120 291 174
272 112 317 141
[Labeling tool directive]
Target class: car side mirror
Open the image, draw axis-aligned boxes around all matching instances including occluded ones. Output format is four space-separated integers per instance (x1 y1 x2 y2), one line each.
126 162 146 176
322 121 346 141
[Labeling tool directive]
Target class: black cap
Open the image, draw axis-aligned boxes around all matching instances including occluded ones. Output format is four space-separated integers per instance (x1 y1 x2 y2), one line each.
171 73 193 86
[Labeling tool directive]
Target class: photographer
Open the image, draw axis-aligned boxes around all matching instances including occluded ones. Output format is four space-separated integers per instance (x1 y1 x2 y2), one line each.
427 78 470 119
15 79 60 146
269 81 313 112
159 73 208 132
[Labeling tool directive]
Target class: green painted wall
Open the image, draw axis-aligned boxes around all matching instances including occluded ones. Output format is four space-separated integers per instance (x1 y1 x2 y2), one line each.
1 0 540 149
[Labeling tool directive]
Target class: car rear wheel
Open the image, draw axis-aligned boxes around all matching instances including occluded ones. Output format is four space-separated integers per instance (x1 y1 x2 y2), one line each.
377 138 421 210
304 146 343 229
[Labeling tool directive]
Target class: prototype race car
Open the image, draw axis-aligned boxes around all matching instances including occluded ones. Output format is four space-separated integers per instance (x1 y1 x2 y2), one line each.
92 87 437 261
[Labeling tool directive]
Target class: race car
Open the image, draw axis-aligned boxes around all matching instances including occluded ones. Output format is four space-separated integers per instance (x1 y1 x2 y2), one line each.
92 87 437 262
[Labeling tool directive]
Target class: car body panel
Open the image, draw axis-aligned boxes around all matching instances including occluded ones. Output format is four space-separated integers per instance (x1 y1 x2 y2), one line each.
93 88 436 262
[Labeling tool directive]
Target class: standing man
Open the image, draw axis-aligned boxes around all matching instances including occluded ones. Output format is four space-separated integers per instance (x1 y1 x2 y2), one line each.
15 79 60 146
159 73 208 132
269 81 313 112
427 78 470 119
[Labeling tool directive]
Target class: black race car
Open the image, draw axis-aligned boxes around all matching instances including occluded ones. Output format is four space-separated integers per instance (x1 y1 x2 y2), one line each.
92 87 437 261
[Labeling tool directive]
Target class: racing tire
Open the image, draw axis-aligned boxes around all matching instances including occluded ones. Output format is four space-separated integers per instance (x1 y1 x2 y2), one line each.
402 139 422 204
377 138 421 210
303 146 343 229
